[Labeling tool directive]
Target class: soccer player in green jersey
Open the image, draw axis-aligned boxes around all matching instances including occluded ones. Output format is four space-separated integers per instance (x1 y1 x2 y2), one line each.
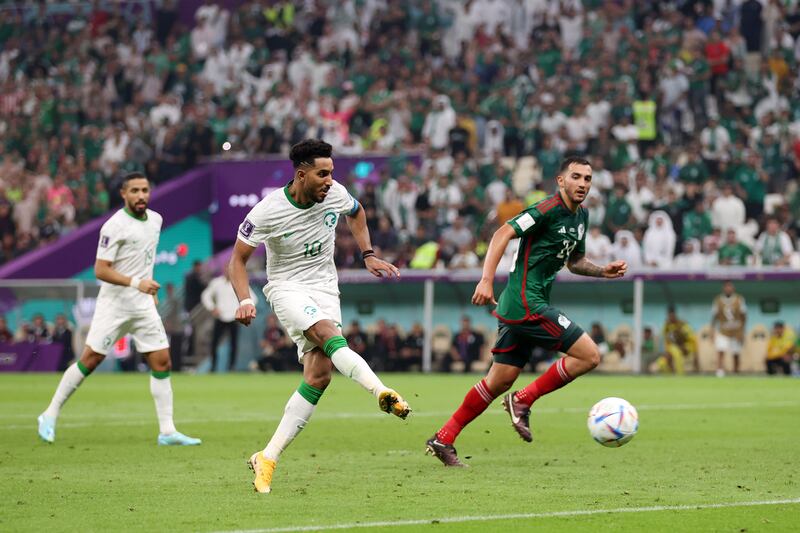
426 156 627 466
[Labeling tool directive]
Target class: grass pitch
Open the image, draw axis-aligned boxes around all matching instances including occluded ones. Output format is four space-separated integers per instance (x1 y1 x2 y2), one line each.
1 372 799 532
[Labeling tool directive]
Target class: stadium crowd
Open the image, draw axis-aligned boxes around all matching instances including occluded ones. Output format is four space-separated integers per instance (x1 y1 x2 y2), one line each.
0 0 800 271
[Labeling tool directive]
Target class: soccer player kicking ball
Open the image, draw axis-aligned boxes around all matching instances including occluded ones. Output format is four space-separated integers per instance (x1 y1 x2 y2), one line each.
229 139 411 493
38 173 201 446
426 157 627 467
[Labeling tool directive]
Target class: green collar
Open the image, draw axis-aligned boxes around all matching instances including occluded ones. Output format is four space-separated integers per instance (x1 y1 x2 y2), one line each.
123 206 147 221
284 181 314 209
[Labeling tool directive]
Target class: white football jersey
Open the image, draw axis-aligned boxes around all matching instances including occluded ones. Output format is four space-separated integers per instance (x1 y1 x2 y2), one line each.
237 180 359 293
95 208 162 313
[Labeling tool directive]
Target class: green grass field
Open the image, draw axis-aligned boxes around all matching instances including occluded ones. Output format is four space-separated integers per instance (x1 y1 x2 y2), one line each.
1 372 799 532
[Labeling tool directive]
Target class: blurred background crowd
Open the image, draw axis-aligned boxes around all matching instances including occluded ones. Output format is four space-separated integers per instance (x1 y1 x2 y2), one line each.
0 0 799 270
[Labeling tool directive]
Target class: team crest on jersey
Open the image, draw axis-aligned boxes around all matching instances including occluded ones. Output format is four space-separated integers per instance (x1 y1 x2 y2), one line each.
100 235 110 248
577 224 584 240
304 306 317 316
240 219 255 238
558 314 571 328
323 211 337 228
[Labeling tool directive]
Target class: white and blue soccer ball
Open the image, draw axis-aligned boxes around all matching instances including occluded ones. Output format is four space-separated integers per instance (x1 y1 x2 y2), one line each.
587 397 638 447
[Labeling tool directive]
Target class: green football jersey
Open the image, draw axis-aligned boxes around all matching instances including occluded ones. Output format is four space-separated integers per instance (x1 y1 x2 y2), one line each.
495 193 588 322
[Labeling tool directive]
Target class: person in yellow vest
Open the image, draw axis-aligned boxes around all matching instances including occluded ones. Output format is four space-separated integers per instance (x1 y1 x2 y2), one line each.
711 281 747 377
633 99 657 140
766 321 795 376
659 306 698 374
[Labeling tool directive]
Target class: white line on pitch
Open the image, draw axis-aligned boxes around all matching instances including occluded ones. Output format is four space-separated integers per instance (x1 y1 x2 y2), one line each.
3 400 798 429
214 497 800 533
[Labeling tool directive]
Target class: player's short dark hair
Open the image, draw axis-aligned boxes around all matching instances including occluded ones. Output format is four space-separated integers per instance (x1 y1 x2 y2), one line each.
289 139 333 168
120 172 148 189
559 156 591 173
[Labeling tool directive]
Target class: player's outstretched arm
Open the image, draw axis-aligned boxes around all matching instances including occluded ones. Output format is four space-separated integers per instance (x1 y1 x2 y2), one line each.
345 204 400 278
94 259 160 294
229 239 257 326
472 223 516 305
567 253 627 279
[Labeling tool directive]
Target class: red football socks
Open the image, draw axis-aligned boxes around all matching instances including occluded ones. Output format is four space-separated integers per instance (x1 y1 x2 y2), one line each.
436 379 496 444
514 357 573 407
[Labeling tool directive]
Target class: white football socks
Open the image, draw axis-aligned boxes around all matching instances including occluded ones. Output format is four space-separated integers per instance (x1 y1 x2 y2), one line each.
43 362 87 418
330 346 387 397
150 374 177 435
263 391 316 462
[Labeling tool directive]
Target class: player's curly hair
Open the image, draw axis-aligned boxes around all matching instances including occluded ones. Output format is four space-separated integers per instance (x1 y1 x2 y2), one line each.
289 139 333 168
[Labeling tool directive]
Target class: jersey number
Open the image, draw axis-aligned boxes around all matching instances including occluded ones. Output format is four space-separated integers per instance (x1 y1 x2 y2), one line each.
303 241 322 257
556 240 577 262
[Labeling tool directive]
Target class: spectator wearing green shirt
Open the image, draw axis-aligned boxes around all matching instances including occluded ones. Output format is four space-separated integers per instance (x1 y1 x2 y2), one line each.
604 184 635 236
717 229 753 266
682 200 714 242
734 152 767 220
679 151 710 184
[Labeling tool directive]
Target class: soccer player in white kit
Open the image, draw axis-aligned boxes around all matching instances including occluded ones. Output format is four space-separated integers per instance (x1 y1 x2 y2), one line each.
37 173 201 446
229 139 411 493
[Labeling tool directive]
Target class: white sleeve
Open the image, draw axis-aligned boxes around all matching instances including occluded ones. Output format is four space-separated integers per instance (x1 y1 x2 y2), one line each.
331 181 359 216
96 218 123 262
237 201 272 247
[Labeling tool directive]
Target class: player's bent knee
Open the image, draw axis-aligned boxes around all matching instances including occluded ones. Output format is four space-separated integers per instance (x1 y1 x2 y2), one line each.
589 348 601 369
147 349 172 372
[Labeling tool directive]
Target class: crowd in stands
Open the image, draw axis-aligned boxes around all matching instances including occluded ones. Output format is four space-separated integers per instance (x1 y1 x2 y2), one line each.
1 0 800 270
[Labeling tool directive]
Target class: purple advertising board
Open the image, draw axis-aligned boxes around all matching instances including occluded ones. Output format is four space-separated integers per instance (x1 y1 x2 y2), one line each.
210 155 412 243
0 342 63 372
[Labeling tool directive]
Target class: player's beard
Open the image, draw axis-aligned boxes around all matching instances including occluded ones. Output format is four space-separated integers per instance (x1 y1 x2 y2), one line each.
128 199 148 216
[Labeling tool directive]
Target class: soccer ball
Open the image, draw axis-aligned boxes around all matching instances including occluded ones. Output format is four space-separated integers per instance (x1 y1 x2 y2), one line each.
587 397 638 447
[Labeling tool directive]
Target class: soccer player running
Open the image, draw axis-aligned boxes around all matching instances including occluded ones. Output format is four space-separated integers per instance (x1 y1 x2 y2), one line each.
229 139 411 493
38 173 201 446
426 156 627 467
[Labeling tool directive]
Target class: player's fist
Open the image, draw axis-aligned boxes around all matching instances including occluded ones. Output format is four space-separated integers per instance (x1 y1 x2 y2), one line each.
471 279 497 306
235 303 257 326
138 279 161 295
603 260 627 279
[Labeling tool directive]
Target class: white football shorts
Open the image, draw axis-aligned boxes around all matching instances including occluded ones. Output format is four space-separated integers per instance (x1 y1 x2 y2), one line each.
265 285 342 362
86 305 169 355
714 332 742 354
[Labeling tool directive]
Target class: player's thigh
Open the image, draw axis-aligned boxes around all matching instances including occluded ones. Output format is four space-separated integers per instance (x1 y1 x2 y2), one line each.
85 309 135 356
564 332 600 363
129 311 170 355
301 348 334 389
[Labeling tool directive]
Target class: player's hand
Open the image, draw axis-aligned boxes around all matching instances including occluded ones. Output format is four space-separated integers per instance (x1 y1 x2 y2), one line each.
138 279 160 295
235 303 257 326
472 278 497 306
603 260 627 279
212 308 221 319
365 255 400 278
